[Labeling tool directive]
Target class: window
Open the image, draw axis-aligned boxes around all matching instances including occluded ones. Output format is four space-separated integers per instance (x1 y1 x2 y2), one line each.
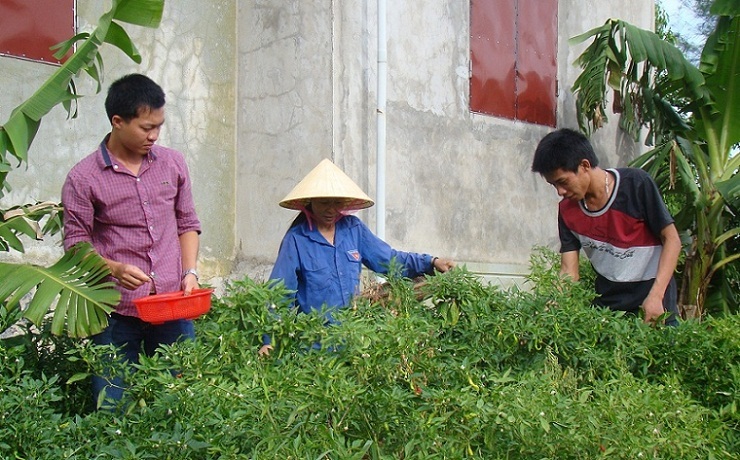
0 0 76 65
470 0 558 127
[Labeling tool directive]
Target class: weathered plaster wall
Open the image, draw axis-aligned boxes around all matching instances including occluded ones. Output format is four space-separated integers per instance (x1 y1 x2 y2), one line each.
235 0 655 285
1 0 654 288
0 1 236 280
235 0 337 280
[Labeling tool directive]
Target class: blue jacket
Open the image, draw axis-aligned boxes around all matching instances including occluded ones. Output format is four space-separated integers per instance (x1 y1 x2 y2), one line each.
269 215 434 317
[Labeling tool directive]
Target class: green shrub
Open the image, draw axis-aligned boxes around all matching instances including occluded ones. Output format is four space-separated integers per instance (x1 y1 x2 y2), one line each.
0 248 737 458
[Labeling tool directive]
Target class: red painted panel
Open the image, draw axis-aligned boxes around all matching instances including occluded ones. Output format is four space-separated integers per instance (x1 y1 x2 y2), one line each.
516 0 558 126
0 0 75 64
470 0 558 126
470 0 516 118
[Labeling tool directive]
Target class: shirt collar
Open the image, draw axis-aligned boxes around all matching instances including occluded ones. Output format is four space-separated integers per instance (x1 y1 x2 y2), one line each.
298 216 347 245
99 134 113 167
98 133 158 169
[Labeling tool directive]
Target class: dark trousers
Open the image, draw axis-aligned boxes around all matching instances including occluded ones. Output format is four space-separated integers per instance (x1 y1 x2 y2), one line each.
91 313 195 407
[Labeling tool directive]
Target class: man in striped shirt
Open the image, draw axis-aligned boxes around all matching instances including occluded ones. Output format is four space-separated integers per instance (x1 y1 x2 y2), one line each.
62 74 202 406
531 128 680 326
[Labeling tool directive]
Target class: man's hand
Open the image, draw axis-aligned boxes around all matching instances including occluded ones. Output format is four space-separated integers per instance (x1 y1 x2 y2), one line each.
559 251 580 281
642 292 666 325
108 260 151 290
181 273 199 295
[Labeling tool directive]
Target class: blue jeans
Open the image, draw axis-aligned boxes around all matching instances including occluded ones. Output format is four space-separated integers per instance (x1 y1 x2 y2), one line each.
91 313 195 407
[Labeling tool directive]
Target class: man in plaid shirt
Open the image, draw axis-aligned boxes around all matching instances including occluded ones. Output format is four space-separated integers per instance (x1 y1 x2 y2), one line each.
62 74 201 407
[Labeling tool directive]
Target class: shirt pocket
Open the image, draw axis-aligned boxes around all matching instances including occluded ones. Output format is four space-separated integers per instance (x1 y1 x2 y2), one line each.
302 254 333 299
344 250 363 279
151 175 178 207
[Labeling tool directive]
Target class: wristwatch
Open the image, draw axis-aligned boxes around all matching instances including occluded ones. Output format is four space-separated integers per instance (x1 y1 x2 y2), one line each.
182 268 199 281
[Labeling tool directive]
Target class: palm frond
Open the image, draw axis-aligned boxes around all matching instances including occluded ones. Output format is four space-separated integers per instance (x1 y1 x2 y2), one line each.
570 19 708 141
0 243 120 338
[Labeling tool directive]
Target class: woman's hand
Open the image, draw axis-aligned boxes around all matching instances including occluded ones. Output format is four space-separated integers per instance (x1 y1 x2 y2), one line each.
433 257 456 273
258 344 273 357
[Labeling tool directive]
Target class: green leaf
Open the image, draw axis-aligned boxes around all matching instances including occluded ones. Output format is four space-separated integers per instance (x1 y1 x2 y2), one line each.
112 0 165 28
711 252 740 275
0 202 64 252
2 112 40 163
51 32 90 61
570 18 708 139
0 275 39 308
539 415 551 433
673 138 704 203
104 21 143 64
710 0 740 16
0 242 120 338
716 173 740 213
715 227 740 247
0 220 29 252
51 289 72 334
700 15 740 153
66 372 91 384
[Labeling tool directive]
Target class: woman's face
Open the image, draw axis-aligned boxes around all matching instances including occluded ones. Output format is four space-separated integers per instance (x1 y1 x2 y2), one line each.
311 198 347 228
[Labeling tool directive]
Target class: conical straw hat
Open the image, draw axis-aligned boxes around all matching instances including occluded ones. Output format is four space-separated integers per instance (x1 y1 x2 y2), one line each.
279 158 374 210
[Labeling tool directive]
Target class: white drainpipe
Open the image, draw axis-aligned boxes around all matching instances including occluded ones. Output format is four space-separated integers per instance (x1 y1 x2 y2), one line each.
376 0 387 239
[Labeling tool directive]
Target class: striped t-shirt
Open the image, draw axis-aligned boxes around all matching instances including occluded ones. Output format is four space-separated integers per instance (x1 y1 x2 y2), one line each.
558 168 675 312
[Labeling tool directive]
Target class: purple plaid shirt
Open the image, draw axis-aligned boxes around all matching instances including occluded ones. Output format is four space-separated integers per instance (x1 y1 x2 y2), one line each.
62 136 201 316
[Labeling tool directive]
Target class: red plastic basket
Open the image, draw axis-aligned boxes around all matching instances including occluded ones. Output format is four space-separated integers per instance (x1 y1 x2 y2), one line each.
133 288 214 324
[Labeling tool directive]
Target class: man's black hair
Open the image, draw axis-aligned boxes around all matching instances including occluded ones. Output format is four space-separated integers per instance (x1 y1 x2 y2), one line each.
105 74 165 123
531 128 599 174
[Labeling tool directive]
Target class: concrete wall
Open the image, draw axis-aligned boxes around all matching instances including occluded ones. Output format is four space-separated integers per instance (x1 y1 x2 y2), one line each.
1 0 654 288
235 0 655 286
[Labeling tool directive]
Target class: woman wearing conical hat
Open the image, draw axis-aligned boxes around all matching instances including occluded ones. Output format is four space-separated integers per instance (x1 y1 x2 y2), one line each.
259 159 455 356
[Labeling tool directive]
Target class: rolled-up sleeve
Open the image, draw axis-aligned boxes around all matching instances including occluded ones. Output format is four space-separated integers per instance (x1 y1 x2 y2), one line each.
174 154 201 236
61 169 94 251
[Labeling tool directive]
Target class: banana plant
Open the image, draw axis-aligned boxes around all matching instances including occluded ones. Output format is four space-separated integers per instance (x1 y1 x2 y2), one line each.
569 0 739 318
0 0 165 337
0 242 120 337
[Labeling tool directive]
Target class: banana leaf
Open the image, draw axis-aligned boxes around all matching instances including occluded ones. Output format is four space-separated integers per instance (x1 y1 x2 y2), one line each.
0 0 165 174
570 18 709 140
0 242 120 338
696 13 739 170
716 174 740 214
0 201 63 253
